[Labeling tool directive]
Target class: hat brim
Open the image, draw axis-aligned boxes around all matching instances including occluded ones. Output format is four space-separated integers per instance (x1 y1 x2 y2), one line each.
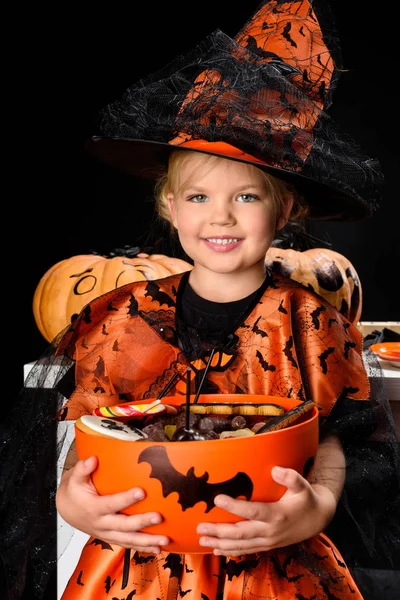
85 137 373 221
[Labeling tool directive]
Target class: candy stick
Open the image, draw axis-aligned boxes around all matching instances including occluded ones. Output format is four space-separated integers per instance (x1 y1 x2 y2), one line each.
256 399 315 434
142 399 162 413
185 368 191 430
193 348 216 404
157 371 181 400
172 368 205 441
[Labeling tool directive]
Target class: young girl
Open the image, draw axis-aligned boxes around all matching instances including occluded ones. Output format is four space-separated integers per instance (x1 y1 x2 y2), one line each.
56 148 370 599
2 1 398 599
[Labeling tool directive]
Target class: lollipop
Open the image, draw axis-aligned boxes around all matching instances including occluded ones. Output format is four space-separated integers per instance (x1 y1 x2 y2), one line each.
93 399 178 418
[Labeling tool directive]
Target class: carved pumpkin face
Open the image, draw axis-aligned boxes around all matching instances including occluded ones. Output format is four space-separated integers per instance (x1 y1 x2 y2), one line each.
265 247 362 324
33 253 192 342
75 395 318 554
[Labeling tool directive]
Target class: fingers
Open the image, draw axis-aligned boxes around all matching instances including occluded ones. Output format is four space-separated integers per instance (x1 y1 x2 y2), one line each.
65 456 98 491
211 494 264 520
195 469 314 556
197 519 270 556
103 510 164 535
208 467 309 521
68 458 150 514
271 466 309 496
68 456 98 486
58 457 172 552
100 487 148 515
89 511 170 551
103 525 169 551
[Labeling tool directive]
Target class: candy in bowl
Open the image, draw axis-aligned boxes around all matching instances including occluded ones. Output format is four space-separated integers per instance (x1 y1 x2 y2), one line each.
75 394 318 554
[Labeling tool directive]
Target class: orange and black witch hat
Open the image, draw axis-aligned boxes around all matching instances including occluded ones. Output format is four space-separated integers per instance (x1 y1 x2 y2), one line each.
86 0 382 221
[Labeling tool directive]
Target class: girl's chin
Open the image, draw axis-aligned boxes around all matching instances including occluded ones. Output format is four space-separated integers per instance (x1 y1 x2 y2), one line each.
194 261 266 277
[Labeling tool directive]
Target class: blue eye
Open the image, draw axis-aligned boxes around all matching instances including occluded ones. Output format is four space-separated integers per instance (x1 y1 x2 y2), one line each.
189 194 208 203
237 194 257 203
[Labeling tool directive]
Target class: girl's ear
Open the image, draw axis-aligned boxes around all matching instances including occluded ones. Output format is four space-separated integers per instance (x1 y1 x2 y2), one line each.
276 194 294 231
167 194 178 228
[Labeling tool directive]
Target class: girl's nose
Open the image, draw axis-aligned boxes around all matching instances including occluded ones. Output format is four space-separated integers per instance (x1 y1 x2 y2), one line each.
210 200 236 226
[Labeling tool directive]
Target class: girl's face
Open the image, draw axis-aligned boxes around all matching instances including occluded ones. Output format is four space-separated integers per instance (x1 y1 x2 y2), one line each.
167 153 292 280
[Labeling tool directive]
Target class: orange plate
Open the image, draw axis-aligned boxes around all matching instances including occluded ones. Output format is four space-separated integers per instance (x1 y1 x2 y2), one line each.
75 395 318 554
370 342 400 364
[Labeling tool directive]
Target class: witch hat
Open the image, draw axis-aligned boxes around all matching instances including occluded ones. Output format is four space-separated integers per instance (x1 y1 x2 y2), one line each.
86 0 382 221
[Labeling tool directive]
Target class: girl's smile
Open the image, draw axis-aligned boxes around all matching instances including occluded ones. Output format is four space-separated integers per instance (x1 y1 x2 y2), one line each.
202 236 243 252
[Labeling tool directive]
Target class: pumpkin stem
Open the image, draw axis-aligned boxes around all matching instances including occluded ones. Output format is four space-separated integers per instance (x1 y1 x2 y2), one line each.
90 245 154 258
273 222 332 251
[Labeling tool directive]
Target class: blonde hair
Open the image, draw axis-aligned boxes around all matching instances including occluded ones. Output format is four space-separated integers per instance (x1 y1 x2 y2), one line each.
154 150 308 228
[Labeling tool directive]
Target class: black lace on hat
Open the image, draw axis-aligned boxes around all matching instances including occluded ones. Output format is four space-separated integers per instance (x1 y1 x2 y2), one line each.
86 0 383 221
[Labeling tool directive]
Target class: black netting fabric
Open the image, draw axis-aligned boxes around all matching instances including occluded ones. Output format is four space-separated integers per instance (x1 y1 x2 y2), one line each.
0 333 71 600
86 27 382 220
323 349 400 571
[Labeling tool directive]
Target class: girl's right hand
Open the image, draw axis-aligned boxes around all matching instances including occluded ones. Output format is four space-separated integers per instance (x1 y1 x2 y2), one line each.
56 455 170 553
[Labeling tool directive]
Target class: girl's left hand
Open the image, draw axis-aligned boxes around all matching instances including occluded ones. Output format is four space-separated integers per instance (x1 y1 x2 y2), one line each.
196 466 337 556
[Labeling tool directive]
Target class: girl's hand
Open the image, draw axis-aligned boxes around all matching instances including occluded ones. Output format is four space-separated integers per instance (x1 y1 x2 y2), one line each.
196 466 337 556
56 456 169 553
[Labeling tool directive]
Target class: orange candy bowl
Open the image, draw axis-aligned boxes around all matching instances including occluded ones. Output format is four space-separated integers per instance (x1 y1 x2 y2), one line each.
75 394 319 554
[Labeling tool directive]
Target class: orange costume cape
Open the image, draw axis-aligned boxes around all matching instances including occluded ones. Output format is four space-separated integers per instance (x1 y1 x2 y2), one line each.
58 272 368 599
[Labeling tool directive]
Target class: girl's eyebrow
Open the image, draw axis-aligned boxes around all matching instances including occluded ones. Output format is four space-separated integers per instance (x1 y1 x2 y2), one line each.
181 183 263 194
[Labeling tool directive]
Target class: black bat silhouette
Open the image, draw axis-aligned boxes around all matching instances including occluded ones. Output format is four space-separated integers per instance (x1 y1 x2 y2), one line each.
138 446 253 512
106 301 119 312
111 591 137 600
252 316 268 338
278 300 288 314
225 556 259 579
89 538 114 551
331 546 346 569
270 553 304 583
132 552 155 564
256 349 276 372
185 564 194 573
318 347 334 374
310 305 325 329
128 294 139 315
344 340 356 359
283 336 298 368
163 553 184 579
144 281 175 307
105 575 116 594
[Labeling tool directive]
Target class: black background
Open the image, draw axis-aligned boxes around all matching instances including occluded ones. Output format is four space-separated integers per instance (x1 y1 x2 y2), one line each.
10 1 399 398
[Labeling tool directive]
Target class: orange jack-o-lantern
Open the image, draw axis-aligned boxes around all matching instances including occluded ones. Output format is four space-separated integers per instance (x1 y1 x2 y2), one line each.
33 249 192 342
75 394 318 554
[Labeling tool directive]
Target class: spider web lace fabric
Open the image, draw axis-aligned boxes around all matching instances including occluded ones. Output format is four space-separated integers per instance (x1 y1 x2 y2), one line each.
88 10 382 220
0 332 72 599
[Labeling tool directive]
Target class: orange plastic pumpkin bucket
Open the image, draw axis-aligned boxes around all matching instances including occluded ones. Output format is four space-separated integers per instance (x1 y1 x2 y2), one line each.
75 395 318 553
